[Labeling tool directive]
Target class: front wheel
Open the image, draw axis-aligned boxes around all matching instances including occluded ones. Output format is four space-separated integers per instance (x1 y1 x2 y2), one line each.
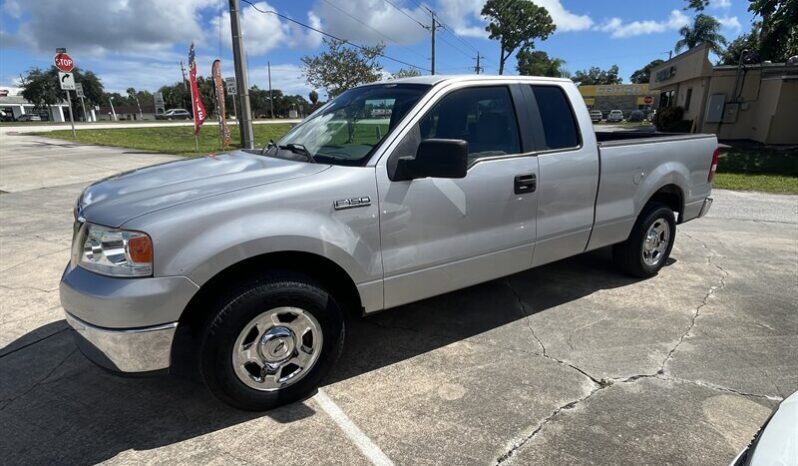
613 203 676 278
198 272 344 411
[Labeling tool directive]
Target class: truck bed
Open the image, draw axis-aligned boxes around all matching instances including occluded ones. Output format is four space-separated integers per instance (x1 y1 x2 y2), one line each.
595 131 712 146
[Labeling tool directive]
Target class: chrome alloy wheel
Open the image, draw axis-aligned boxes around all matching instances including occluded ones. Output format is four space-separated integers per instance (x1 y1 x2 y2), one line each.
232 307 323 391
642 218 670 267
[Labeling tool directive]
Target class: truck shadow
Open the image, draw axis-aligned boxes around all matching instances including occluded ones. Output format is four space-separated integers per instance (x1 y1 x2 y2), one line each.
0 247 670 465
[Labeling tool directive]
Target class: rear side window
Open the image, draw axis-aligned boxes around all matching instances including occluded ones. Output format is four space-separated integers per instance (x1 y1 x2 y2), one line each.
530 85 580 150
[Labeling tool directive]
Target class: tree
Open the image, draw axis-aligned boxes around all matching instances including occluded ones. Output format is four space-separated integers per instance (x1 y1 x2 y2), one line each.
684 0 710 10
749 0 798 61
391 68 422 79
481 0 556 75
675 14 728 55
629 59 665 84
571 65 623 85
718 25 762 65
20 66 105 119
516 49 567 77
301 38 384 97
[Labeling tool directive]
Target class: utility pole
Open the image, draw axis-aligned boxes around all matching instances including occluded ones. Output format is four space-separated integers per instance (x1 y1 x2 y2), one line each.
268 61 274 119
179 61 188 90
423 7 440 75
108 96 117 121
228 0 255 149
474 53 483 74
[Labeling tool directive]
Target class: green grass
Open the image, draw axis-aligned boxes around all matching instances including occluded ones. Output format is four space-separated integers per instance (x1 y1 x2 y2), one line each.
713 173 798 194
35 124 293 155
713 146 798 194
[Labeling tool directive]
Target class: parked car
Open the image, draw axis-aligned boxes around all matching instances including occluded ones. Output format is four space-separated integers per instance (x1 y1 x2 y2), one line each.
589 110 603 123
61 76 717 411
156 109 191 120
730 390 797 465
0 109 14 122
627 110 645 122
17 113 42 122
607 109 624 122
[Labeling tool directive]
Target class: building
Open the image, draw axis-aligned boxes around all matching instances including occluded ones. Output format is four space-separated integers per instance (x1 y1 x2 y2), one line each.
96 104 157 121
578 84 657 116
0 94 73 122
649 43 798 145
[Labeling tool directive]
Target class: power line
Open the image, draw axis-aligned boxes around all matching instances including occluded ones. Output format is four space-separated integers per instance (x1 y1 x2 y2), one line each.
381 0 428 29
321 0 428 62
240 0 430 72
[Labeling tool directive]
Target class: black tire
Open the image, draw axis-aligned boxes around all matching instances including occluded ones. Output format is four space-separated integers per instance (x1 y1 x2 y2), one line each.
613 203 676 278
198 272 344 411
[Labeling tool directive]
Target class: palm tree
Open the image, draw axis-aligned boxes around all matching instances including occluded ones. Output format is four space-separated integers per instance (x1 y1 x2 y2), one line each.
675 14 728 55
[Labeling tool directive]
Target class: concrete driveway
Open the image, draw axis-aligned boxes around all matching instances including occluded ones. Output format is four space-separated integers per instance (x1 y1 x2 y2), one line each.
1 134 796 465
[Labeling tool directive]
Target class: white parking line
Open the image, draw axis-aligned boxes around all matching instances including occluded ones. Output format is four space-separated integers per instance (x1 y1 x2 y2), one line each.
314 388 394 466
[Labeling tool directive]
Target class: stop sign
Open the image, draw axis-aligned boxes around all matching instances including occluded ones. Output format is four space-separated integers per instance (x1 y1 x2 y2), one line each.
54 52 75 73
644 95 654 105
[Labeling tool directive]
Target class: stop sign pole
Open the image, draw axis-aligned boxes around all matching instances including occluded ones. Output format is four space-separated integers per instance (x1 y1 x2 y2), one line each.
54 49 77 137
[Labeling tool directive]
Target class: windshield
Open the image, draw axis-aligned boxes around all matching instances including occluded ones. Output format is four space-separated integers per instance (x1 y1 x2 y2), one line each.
266 83 430 166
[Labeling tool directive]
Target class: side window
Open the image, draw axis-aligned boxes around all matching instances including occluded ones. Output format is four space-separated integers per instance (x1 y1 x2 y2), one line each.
417 86 521 164
530 85 580 150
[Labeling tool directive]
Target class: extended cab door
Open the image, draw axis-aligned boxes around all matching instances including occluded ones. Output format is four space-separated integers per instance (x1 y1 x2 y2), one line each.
375 83 540 309
519 84 599 267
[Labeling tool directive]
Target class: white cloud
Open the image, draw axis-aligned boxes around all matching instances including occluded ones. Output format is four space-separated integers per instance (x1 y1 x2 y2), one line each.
1 0 217 56
437 0 593 38
211 2 322 56
717 15 742 33
599 9 690 39
712 0 732 9
312 0 428 45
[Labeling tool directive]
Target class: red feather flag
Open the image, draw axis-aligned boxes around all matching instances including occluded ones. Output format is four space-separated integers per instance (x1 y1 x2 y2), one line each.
188 43 207 136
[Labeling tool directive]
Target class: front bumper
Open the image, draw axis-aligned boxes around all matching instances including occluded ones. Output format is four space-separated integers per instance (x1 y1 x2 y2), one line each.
60 264 199 373
65 312 177 373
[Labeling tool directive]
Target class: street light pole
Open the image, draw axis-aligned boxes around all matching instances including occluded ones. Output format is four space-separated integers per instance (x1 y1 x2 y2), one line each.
228 0 255 149
109 96 117 121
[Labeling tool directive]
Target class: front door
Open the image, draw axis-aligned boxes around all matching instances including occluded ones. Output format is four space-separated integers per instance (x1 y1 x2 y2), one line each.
375 84 539 309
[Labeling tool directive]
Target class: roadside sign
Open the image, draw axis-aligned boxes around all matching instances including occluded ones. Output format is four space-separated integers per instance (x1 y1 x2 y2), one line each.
225 76 237 95
55 47 67 53
644 95 654 105
153 92 165 114
54 52 75 73
59 72 76 90
74 83 85 98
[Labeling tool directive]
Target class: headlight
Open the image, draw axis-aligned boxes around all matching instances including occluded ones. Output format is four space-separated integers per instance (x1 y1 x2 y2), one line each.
73 224 153 277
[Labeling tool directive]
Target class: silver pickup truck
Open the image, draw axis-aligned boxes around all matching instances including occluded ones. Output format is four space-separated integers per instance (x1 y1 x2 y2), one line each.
60 76 716 410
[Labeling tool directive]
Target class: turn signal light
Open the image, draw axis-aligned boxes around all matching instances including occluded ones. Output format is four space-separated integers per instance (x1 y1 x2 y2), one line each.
708 148 719 182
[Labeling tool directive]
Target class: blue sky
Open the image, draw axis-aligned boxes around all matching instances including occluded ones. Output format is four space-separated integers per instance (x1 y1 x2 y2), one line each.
0 0 754 97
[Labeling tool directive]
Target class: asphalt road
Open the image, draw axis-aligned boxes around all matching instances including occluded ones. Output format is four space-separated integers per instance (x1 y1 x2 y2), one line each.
0 118 301 135
1 134 796 465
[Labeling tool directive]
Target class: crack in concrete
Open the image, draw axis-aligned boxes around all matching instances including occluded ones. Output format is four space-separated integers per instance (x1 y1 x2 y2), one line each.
659 232 728 375
0 348 76 411
0 326 68 359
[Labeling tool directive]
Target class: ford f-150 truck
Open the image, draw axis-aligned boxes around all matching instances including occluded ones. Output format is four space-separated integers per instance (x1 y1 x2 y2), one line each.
60 76 717 410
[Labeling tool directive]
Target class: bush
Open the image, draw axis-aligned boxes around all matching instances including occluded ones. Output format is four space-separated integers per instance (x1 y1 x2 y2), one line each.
653 106 691 132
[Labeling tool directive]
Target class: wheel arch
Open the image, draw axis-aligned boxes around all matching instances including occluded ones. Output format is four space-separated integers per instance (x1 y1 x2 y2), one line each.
170 250 363 376
646 183 684 222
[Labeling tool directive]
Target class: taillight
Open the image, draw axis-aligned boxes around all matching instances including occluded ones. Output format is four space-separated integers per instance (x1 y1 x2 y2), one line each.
708 148 719 182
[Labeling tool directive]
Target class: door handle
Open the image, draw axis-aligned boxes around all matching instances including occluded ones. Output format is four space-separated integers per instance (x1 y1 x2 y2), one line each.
514 173 537 194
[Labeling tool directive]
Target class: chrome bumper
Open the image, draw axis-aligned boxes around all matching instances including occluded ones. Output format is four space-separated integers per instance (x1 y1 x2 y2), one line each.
698 197 713 218
65 312 177 373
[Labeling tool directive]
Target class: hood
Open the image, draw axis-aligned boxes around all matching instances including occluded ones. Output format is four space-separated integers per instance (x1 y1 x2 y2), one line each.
78 150 330 227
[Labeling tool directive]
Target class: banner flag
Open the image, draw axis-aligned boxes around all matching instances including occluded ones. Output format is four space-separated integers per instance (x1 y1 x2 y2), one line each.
188 43 207 136
212 59 231 147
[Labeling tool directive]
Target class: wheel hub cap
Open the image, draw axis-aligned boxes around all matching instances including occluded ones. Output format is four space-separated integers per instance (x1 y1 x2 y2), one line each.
642 218 670 267
259 327 295 363
232 306 323 391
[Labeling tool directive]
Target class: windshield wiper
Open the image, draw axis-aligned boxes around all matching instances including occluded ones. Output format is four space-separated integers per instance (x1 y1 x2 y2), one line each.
279 143 315 163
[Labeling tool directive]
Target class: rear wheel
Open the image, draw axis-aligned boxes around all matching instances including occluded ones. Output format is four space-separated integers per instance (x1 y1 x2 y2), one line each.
198 272 344 411
613 203 676 278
